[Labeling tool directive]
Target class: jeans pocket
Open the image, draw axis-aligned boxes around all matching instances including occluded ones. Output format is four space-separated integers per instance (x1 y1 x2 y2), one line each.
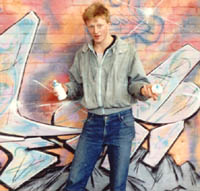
119 112 135 128
118 111 135 139
82 114 103 140
85 113 94 123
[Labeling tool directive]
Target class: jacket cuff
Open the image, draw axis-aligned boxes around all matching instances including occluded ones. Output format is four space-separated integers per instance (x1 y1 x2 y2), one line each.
129 82 149 101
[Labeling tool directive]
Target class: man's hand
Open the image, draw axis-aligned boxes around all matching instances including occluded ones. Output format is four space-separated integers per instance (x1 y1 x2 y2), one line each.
52 81 68 98
140 84 160 101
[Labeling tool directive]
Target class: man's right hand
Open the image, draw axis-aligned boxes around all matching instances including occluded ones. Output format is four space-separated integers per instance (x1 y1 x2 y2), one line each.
52 81 68 97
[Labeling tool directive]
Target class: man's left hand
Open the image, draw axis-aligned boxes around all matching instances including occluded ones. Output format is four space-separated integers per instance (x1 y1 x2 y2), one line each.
140 84 159 101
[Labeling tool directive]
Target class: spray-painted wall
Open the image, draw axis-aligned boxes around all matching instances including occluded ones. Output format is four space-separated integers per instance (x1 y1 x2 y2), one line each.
0 0 200 190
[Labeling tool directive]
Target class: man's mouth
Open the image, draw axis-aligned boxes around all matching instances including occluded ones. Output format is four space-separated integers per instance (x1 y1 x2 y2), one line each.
94 35 100 38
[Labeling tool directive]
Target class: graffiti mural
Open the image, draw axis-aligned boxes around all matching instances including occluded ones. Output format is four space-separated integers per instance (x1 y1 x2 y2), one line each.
0 0 199 191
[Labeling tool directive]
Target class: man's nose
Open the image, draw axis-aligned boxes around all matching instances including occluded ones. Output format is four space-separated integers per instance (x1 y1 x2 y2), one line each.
94 26 99 34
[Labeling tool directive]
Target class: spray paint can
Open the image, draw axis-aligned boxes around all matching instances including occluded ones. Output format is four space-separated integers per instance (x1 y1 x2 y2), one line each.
53 80 67 101
152 84 163 94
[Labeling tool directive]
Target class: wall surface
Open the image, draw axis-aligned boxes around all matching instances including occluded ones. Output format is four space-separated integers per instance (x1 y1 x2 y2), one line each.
0 0 200 190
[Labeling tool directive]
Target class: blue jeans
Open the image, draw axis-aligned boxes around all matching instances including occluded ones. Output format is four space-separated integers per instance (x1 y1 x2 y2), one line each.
64 109 135 191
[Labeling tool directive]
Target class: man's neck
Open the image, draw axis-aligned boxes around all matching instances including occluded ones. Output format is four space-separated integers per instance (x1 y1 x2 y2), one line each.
94 35 113 53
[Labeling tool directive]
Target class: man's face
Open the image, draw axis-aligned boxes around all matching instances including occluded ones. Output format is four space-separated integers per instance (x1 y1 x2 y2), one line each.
86 16 110 45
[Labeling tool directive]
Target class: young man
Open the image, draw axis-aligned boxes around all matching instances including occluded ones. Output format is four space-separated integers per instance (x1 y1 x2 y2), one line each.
63 2 158 191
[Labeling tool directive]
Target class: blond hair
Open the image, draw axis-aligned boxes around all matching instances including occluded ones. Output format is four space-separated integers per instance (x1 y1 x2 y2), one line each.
82 2 110 24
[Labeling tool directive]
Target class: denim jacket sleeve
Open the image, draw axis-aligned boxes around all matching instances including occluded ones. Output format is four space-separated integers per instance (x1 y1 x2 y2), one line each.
65 51 83 100
128 45 150 101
